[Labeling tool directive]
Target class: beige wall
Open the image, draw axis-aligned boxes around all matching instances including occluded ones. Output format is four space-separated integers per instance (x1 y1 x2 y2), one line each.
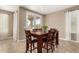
8 13 13 36
19 7 26 40
44 11 66 38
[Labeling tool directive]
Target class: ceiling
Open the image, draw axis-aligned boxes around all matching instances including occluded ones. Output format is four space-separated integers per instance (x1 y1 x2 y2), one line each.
22 5 74 15
0 5 19 12
0 5 75 14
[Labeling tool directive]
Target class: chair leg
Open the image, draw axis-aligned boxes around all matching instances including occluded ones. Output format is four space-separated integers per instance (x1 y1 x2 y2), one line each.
51 43 54 52
33 43 35 49
51 43 52 49
26 50 27 53
47 43 48 53
26 45 27 53
52 45 54 52
51 44 52 52
26 47 27 53
26 42 29 53
30 43 32 53
53 44 55 51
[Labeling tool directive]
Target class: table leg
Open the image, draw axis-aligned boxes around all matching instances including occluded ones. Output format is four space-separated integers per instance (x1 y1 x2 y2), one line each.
37 36 43 53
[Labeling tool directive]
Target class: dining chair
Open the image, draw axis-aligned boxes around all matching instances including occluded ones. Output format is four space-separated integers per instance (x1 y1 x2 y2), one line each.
25 30 37 53
49 28 59 48
43 29 57 53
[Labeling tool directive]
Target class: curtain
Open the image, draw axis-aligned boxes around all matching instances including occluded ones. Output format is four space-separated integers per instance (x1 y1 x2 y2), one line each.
76 10 79 41
65 10 79 41
0 13 9 34
0 13 9 40
65 11 71 40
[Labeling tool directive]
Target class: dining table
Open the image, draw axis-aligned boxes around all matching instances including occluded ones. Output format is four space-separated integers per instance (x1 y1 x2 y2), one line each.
29 31 59 53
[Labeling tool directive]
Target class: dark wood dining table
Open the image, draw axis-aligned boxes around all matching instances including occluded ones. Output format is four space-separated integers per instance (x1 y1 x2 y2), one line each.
30 31 59 53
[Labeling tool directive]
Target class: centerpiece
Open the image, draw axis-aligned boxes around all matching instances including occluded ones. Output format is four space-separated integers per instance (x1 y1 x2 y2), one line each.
42 25 48 33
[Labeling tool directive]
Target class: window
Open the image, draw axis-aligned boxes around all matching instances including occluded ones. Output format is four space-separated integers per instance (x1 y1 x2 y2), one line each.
34 17 41 25
25 11 42 29
71 12 77 33
0 13 9 33
25 19 31 28
33 17 41 28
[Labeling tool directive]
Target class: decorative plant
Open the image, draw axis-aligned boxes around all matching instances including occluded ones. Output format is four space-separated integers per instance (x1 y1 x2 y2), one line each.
42 25 48 32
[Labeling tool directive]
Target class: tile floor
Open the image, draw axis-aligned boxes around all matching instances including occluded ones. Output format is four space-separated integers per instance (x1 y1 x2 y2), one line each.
0 39 79 53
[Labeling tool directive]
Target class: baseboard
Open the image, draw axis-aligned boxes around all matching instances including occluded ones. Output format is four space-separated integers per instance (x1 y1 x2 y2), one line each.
17 37 79 43
17 38 26 42
59 38 67 40
0 36 13 41
59 37 79 43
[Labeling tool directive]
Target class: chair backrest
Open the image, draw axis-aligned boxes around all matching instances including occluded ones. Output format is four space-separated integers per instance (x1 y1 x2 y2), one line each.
48 30 55 41
25 30 31 41
48 28 58 41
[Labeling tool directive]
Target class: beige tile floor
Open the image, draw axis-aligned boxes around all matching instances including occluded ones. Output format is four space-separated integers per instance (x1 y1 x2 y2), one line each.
0 39 79 53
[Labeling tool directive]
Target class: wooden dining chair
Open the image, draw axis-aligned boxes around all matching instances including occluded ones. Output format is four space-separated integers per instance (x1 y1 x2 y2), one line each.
25 30 37 53
49 28 59 48
43 29 57 53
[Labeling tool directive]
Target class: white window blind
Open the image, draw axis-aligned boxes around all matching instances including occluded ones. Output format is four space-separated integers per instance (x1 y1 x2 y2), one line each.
0 13 9 34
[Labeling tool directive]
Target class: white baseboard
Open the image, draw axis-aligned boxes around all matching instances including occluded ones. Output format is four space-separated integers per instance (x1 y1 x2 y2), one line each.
0 36 13 40
59 37 79 43
16 37 79 43
59 38 67 40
